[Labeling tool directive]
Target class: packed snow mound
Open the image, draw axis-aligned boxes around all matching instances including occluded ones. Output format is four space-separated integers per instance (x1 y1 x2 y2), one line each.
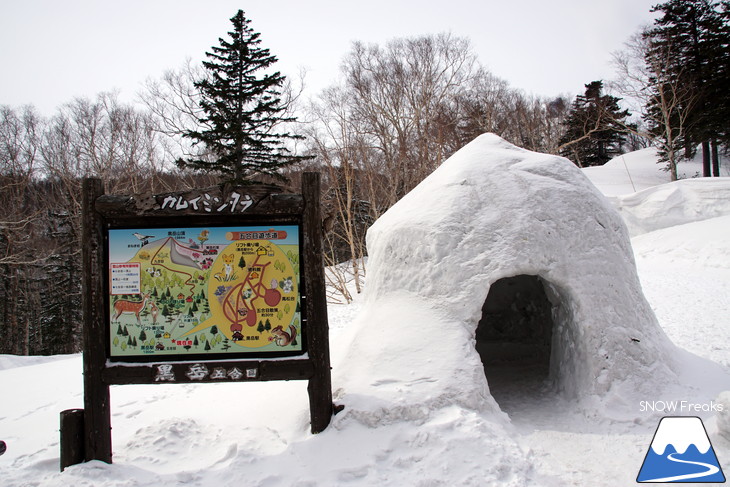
583 145 729 197
582 147 672 196
632 214 730 269
335 134 679 422
607 178 730 236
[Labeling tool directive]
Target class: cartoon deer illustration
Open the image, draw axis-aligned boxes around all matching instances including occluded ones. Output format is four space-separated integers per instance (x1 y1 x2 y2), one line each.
149 301 159 324
112 292 151 324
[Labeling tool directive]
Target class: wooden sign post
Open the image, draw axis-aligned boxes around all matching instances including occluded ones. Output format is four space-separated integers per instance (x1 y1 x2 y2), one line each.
69 173 333 468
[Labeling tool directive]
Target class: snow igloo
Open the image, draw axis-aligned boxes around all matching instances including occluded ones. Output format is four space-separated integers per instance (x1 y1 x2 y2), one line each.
333 134 679 421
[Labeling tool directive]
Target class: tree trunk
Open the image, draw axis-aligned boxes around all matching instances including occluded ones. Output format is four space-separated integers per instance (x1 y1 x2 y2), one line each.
667 145 678 182
711 140 720 177
702 140 711 177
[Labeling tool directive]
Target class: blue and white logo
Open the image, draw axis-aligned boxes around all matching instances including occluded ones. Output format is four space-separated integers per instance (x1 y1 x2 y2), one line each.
637 416 726 483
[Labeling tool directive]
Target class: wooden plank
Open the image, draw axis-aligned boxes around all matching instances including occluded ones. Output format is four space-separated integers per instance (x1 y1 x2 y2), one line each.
60 409 85 471
81 178 113 464
102 359 314 384
301 172 334 434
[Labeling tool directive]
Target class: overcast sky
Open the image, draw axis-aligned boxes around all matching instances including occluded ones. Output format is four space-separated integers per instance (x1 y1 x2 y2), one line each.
1 0 660 115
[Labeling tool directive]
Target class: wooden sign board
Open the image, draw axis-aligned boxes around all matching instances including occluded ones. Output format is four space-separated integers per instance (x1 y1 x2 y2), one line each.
76 173 333 467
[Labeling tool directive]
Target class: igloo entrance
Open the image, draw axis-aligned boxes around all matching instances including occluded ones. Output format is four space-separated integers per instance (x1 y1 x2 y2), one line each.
476 275 556 408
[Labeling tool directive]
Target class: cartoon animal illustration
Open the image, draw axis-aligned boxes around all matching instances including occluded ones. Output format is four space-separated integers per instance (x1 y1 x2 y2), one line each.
150 302 159 324
223 253 234 279
112 292 151 324
133 232 155 246
280 277 294 293
269 325 297 347
214 254 235 281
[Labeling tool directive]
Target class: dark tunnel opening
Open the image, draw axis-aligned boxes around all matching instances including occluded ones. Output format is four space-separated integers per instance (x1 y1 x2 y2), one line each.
476 275 556 411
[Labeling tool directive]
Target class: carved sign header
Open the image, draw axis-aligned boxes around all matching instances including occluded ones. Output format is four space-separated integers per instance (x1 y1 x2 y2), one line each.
94 183 302 219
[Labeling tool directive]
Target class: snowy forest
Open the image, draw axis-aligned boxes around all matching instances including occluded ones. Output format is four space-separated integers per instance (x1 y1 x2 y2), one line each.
1 0 729 355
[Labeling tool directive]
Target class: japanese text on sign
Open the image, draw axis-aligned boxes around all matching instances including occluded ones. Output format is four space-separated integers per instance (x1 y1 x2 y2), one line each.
110 263 141 295
159 192 253 213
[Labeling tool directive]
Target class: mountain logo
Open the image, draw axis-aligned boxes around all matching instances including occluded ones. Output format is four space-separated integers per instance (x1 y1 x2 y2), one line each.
637 416 726 483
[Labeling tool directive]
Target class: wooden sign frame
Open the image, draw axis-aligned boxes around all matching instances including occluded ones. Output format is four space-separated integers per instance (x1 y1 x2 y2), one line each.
79 173 333 465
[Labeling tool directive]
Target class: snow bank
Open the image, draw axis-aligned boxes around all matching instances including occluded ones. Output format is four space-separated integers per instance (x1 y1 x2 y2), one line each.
0 354 74 371
581 146 730 236
335 134 679 424
632 214 730 269
717 391 730 441
582 148 671 196
583 145 730 197
607 178 730 236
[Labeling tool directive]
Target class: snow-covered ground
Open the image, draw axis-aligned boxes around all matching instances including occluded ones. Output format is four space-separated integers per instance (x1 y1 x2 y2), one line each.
1 146 729 486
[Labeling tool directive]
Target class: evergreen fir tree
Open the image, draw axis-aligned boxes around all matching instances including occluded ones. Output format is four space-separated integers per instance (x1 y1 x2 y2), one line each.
559 81 632 167
177 10 310 182
643 0 730 175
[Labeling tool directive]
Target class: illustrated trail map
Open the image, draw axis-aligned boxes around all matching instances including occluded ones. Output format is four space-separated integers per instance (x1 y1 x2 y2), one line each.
108 225 302 358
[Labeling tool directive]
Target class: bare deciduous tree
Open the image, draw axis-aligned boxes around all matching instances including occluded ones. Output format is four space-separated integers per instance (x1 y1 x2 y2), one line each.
611 31 699 180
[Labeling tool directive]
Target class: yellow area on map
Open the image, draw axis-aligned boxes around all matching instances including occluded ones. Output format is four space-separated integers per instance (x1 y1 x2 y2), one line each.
183 240 299 349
